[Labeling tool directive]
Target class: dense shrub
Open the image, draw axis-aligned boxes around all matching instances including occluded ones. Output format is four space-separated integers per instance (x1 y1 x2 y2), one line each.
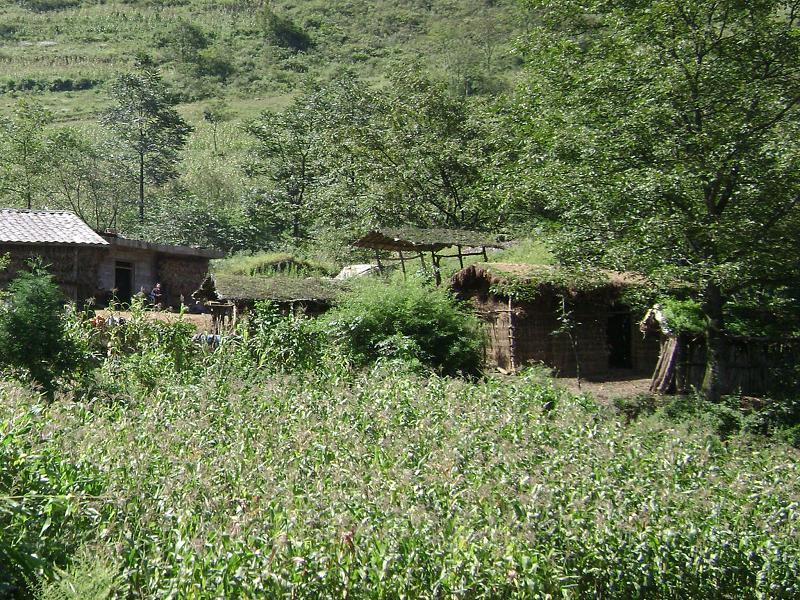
16 0 79 12
261 7 313 51
0 265 83 395
325 277 484 376
238 301 331 374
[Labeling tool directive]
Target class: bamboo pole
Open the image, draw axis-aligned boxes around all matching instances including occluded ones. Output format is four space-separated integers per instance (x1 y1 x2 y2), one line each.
508 297 517 371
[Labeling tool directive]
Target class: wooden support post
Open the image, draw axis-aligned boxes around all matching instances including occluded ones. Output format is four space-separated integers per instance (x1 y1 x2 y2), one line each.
508 297 517 371
399 251 407 279
482 246 488 261
431 252 441 286
374 250 383 274
419 252 426 269
457 245 464 269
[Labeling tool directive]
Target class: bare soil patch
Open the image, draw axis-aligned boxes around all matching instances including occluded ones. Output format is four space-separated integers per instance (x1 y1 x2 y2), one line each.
556 373 654 403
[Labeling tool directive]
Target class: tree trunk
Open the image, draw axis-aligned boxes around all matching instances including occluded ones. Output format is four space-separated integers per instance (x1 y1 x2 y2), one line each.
138 152 145 222
702 281 726 402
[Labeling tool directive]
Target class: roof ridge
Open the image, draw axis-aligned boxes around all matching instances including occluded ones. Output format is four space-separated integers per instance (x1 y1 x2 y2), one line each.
0 208 77 215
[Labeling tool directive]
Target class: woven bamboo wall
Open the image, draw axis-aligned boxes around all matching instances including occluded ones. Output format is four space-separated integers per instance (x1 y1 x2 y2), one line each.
473 292 660 377
673 336 800 396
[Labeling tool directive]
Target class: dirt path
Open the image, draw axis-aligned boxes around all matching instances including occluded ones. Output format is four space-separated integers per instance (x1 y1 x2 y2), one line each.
555 375 653 403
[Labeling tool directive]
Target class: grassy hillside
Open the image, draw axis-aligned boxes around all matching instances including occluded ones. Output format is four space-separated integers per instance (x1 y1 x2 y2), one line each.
0 0 527 123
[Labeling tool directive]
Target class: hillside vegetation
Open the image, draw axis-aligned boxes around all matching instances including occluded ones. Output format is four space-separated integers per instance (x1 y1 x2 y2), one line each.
0 0 525 120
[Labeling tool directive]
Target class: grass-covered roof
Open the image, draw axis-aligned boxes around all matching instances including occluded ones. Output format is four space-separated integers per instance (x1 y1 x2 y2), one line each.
451 263 647 300
354 227 502 252
210 274 347 303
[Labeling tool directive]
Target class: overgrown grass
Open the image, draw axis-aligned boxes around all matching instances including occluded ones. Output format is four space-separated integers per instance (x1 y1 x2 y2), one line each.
212 251 336 277
489 237 555 265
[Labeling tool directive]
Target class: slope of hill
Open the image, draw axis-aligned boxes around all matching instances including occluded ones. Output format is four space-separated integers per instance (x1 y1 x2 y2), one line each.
0 0 528 122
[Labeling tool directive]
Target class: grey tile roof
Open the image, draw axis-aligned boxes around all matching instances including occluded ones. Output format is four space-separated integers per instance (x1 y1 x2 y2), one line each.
0 209 109 246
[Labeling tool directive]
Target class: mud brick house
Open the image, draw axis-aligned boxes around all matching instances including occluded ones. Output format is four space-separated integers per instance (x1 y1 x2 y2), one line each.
450 263 661 378
0 208 222 307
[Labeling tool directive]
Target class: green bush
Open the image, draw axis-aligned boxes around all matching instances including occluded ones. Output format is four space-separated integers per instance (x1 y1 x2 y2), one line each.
16 0 79 12
100 301 200 392
0 265 83 395
325 277 484 376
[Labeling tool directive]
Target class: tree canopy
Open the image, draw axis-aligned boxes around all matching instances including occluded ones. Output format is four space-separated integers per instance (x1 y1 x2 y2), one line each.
515 0 800 399
102 61 193 222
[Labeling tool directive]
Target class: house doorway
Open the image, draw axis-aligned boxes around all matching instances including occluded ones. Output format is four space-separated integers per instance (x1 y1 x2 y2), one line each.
607 310 633 368
114 261 133 304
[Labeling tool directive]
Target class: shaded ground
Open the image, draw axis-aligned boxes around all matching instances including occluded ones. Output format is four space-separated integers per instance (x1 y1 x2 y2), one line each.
556 374 653 403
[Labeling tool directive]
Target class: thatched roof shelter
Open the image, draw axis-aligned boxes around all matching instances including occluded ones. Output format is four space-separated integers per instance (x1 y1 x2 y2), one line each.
451 263 646 299
353 227 502 252
194 273 347 331
353 227 503 284
205 273 344 304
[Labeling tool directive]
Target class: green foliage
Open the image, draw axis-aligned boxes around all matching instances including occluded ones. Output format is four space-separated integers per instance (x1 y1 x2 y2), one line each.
98 300 200 393
514 0 800 399
16 0 79 12
2 363 799 597
325 276 484 376
212 251 335 277
0 264 83 395
35 547 119 600
237 301 331 374
489 237 554 266
659 298 705 336
102 62 193 221
0 382 106 599
0 99 53 209
261 7 313 52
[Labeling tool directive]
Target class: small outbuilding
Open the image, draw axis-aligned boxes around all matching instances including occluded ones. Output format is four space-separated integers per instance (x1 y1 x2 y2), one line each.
193 273 347 331
451 263 661 378
0 208 222 307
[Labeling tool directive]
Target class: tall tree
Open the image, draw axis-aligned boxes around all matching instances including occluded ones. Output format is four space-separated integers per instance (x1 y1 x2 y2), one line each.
102 61 193 222
0 100 52 210
48 128 133 231
353 69 498 229
245 90 326 240
516 0 800 400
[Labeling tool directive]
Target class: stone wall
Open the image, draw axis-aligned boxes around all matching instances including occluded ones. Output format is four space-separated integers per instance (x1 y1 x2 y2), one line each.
0 243 105 304
157 256 211 307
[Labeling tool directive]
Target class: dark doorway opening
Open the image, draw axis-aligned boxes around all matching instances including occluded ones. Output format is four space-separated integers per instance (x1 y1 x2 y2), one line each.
114 261 133 304
607 310 633 368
